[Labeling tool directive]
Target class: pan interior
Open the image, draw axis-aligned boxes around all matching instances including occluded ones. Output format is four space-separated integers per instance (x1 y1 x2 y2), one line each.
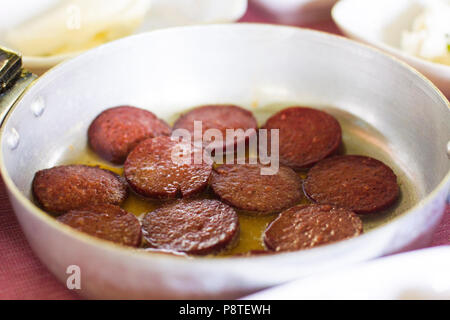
60 102 420 256
1 25 448 256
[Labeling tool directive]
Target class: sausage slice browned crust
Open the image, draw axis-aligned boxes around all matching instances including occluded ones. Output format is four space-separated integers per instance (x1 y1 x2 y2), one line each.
57 204 141 247
33 165 128 214
210 163 303 214
124 136 212 199
303 155 399 214
141 199 239 255
173 104 257 151
264 204 363 252
88 106 171 164
262 107 342 169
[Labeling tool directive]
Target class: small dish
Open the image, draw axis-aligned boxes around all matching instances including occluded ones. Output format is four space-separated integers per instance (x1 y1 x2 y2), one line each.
332 0 450 98
0 0 248 74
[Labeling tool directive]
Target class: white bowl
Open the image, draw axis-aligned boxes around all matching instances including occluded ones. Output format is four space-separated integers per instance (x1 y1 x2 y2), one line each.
1 24 449 299
332 0 450 98
0 0 248 74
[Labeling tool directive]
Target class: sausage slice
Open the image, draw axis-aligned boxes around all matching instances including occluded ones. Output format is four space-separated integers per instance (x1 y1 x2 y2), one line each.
124 136 212 199
57 204 141 247
303 155 399 214
210 163 303 214
33 165 128 214
88 106 171 164
262 107 342 169
141 199 239 255
173 104 257 152
264 204 363 252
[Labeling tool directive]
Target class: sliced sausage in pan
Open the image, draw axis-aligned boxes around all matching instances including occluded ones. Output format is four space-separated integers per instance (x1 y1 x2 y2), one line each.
264 204 363 252
141 199 239 255
57 204 141 247
210 163 303 214
262 107 342 169
303 155 399 214
88 106 171 164
124 136 212 199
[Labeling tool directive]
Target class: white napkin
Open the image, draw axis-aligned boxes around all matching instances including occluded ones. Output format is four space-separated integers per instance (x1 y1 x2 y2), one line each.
244 246 450 299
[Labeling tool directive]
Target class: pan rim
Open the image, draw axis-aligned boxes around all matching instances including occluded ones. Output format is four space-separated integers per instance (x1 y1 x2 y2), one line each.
0 23 449 266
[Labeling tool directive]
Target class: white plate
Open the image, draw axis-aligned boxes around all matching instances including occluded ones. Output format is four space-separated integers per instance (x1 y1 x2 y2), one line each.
332 0 450 98
244 246 450 299
0 0 248 74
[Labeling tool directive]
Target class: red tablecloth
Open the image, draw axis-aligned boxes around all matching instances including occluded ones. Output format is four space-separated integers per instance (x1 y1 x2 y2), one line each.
0 2 448 300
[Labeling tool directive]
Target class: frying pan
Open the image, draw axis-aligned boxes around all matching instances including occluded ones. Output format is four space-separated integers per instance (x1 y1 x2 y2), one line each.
0 24 449 299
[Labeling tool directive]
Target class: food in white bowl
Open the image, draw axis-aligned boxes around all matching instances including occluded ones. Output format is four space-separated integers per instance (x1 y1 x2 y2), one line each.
4 0 151 57
0 0 248 74
400 0 450 66
332 0 450 98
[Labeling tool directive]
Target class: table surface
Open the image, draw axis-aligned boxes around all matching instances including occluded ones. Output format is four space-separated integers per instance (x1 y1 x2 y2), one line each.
0 2 449 300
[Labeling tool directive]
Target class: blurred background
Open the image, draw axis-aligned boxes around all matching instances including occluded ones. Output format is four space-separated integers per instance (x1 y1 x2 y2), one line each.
0 0 448 96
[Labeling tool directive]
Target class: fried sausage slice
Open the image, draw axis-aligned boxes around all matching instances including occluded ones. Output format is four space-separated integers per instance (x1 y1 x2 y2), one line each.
173 104 257 152
210 163 303 214
303 155 399 214
57 204 141 247
88 106 171 164
264 204 363 252
141 199 239 255
124 136 212 199
33 165 128 214
262 107 342 169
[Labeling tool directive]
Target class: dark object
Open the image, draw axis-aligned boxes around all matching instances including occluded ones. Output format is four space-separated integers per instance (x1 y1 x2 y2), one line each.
88 106 171 164
0 48 21 94
0 47 36 126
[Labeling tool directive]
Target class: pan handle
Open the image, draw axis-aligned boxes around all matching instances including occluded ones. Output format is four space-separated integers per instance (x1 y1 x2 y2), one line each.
0 47 36 126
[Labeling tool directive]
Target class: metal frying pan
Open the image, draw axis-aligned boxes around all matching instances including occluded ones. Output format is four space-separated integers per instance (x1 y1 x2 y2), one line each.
0 24 449 299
